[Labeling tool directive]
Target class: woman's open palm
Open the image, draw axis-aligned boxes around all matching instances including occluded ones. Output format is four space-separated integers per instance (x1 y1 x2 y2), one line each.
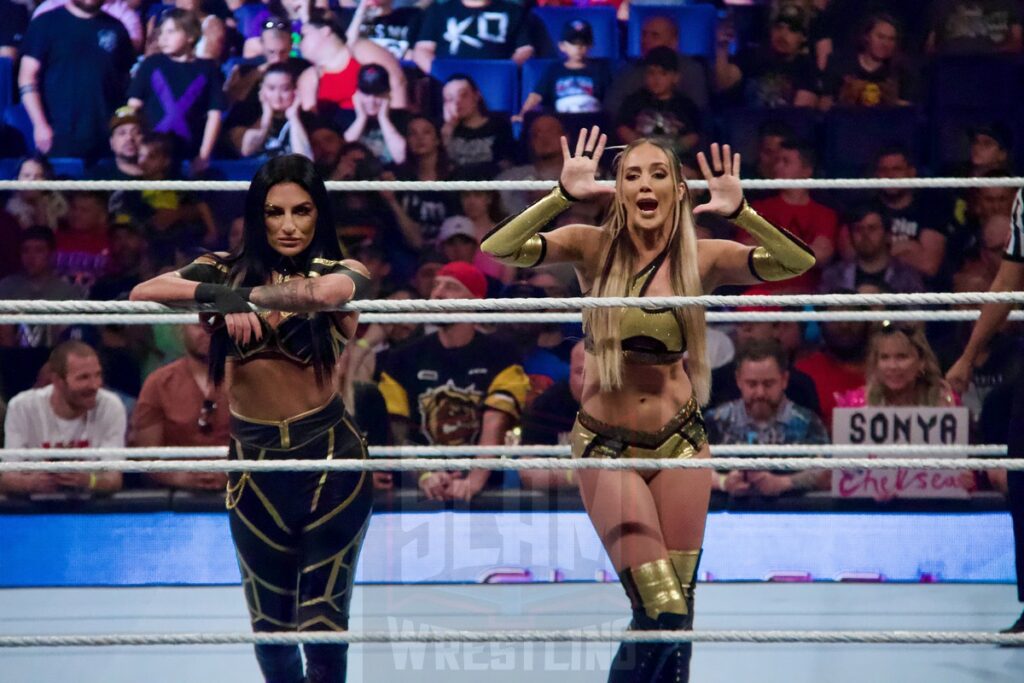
559 126 615 201
693 143 744 217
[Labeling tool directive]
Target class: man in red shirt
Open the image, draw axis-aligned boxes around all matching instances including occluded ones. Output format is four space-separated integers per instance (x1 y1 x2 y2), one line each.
741 139 837 292
794 311 868 431
131 324 229 491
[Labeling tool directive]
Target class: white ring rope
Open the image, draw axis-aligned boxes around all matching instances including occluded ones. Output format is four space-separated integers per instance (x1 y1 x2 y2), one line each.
0 629 1020 648
1 444 1008 459
0 176 1021 192
3 309 1024 326
1 457 1019 474
3 291 1024 315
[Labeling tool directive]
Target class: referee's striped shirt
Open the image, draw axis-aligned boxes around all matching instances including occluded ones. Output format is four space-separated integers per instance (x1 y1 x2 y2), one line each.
1005 189 1024 262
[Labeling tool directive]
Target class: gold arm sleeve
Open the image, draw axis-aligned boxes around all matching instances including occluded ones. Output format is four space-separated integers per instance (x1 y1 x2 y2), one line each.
479 185 575 267
732 201 817 282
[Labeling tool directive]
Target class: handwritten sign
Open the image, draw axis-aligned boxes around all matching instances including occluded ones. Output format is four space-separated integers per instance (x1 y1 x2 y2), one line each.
831 407 969 499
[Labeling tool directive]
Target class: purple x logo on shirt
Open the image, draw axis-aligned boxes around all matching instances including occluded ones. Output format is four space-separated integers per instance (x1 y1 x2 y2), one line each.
151 68 208 142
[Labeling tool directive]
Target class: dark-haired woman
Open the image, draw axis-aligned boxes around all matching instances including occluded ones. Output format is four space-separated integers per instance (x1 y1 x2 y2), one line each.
441 74 515 175
482 127 815 682
130 154 373 683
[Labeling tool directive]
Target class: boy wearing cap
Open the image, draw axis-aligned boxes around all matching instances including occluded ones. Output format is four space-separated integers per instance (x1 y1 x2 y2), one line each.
514 19 610 121
378 261 530 501
344 62 408 165
616 45 701 154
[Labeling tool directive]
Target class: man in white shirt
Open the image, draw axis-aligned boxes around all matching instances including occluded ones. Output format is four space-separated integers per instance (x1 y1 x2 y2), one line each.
2 340 125 495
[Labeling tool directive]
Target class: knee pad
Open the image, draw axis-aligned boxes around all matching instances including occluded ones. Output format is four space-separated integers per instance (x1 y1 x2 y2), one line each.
668 549 702 608
620 558 688 629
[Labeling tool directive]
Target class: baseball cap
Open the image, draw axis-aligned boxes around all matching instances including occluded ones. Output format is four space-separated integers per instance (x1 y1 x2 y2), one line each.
561 19 594 46
436 216 478 245
773 3 808 34
357 63 390 96
109 106 143 133
969 122 1013 150
437 261 487 299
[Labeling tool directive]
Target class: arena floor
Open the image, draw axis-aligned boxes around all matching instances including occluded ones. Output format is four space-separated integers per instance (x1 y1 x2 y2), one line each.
0 583 1020 682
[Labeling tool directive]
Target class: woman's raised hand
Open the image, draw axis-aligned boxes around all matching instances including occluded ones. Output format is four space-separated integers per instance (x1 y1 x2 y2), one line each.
559 126 614 201
693 143 744 217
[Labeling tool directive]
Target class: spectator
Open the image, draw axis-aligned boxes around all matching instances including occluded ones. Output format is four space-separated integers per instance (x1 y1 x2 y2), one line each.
946 179 1017 277
90 222 149 301
309 119 345 177
0 206 18 280
4 155 67 232
343 63 408 164
128 9 225 172
0 0 29 59
715 3 819 108
86 106 145 181
18 0 134 160
0 227 81 349
1 341 124 495
145 0 226 62
387 115 458 247
926 0 1022 54
346 286 423 386
226 16 310 106
514 19 610 121
33 0 143 52
226 62 314 159
741 140 838 291
496 282 571 399
131 324 229 492
298 9 408 117
820 13 916 110
411 250 444 298
604 15 710 114
456 183 510 283
413 0 533 73
706 339 829 497
518 340 586 491
749 120 794 181
378 262 529 501
836 321 959 407
343 0 423 62
794 303 869 430
441 74 515 175
821 204 924 294
497 114 564 215
616 46 701 155
964 124 1012 177
435 216 505 296
956 214 1012 286
56 191 111 295
870 146 949 282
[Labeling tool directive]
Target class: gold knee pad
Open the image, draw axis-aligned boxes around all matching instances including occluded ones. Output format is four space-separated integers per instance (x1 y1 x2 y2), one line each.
621 558 687 620
668 549 702 606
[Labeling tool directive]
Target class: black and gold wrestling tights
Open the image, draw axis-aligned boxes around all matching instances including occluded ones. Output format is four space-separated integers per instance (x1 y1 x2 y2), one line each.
226 397 374 683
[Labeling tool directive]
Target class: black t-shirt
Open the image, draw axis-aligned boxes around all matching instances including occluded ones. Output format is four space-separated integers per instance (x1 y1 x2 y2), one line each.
0 0 29 48
352 110 410 166
342 6 423 60
418 0 530 59
520 380 578 446
352 380 390 446
395 167 461 242
881 191 951 243
128 54 226 158
533 61 610 114
731 48 819 108
21 8 135 159
84 160 142 181
446 116 515 173
224 101 320 158
824 52 916 106
616 89 701 152
930 0 1022 54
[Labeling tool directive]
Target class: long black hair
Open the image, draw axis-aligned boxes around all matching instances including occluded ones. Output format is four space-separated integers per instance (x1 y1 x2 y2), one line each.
209 154 343 386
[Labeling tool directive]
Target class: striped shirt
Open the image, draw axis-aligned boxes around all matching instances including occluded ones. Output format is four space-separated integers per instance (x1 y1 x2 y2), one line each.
1005 189 1024 262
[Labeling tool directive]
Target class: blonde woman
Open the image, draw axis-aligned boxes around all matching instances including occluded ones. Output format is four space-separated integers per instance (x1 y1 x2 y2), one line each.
481 126 815 682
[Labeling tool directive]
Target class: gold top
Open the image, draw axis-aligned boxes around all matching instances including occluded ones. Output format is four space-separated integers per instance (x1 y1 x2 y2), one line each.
732 202 816 282
479 186 574 267
628 558 688 620
619 250 685 356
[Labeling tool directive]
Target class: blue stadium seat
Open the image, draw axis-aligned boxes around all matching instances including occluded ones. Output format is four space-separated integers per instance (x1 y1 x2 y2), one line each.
717 107 820 169
928 55 1019 114
532 6 620 60
49 158 86 179
186 158 263 181
627 4 717 60
0 157 19 178
0 57 13 111
824 107 924 178
2 103 34 154
430 59 519 113
520 58 559 106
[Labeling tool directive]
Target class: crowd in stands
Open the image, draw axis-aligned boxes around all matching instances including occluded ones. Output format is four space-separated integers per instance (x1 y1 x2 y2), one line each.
0 0 1022 505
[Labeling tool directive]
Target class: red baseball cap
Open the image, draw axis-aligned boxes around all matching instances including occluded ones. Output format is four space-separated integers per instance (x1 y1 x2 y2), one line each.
437 261 487 299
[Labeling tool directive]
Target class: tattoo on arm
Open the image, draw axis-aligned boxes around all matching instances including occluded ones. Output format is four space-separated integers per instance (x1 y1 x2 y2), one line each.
250 278 322 312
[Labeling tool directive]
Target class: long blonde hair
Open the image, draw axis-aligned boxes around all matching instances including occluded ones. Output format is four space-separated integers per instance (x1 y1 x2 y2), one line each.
584 139 710 404
865 322 945 406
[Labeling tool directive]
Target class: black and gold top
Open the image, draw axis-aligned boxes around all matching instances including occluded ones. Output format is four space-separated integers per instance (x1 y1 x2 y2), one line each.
584 247 685 365
178 254 354 365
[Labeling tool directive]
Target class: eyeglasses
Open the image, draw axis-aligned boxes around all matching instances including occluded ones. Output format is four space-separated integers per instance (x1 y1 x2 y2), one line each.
197 399 217 435
263 18 290 32
878 320 919 335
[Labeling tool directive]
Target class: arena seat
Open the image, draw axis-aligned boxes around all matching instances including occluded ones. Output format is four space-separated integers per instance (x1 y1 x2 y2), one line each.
626 4 718 60
0 57 13 111
823 106 924 177
429 59 520 113
2 103 34 154
185 158 264 181
532 6 620 60
520 58 559 107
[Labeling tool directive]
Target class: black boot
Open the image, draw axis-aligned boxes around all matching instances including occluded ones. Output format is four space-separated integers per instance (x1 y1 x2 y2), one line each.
1001 609 1024 635
303 642 348 682
254 643 304 683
